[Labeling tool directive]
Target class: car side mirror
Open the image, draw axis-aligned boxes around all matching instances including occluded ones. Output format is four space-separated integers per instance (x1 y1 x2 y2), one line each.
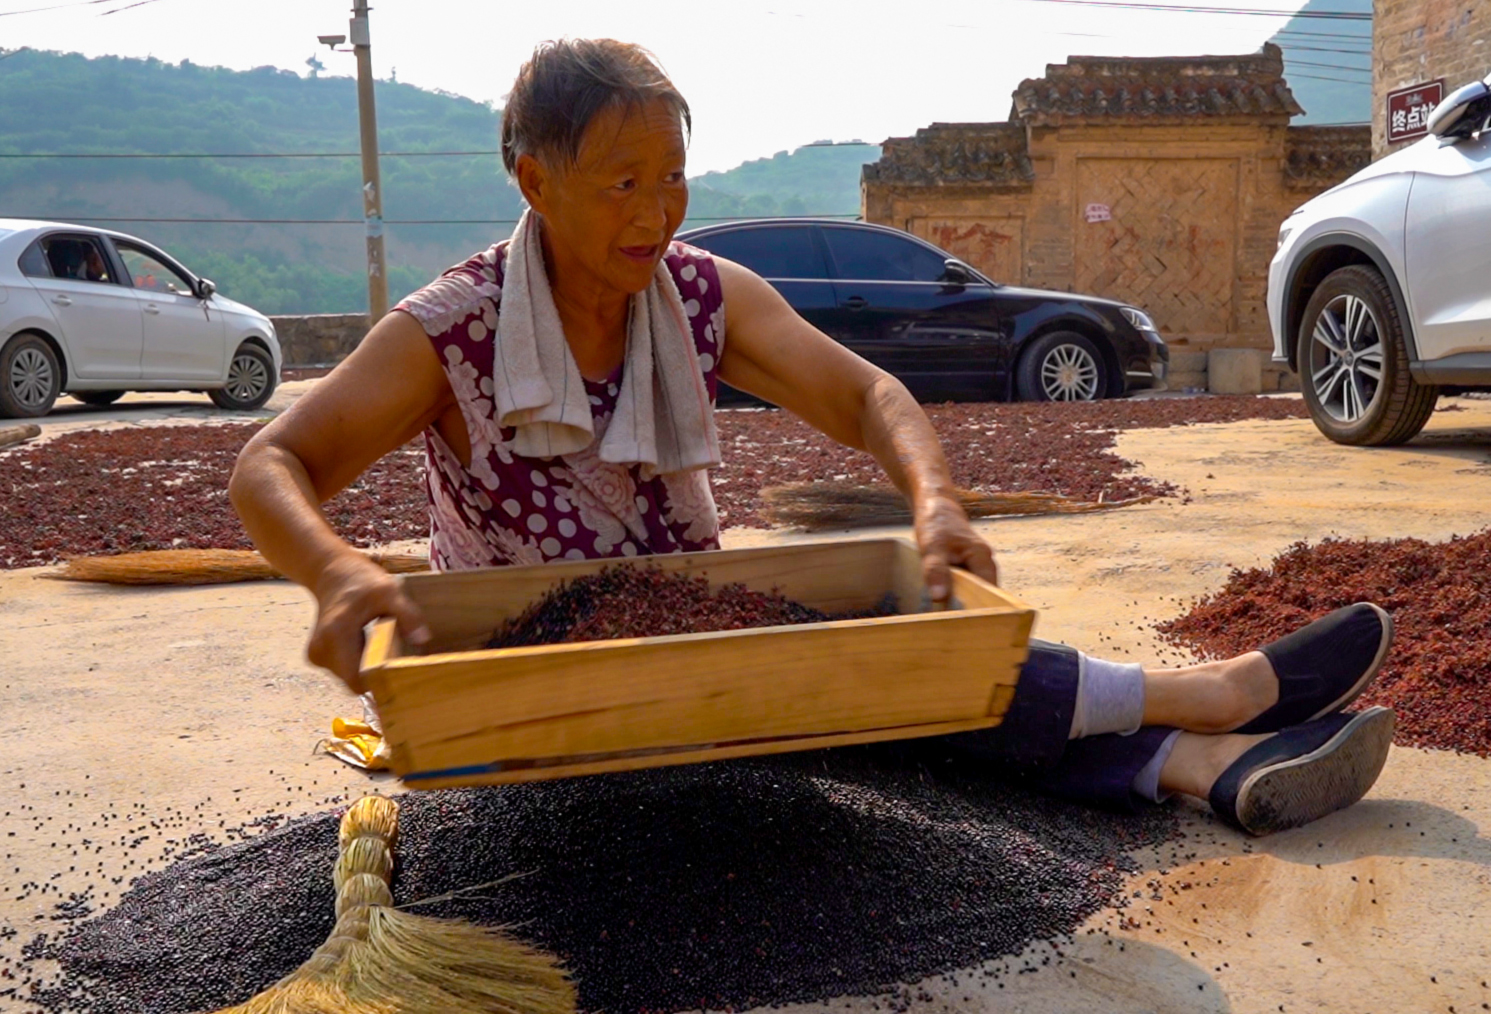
196 278 217 299
941 259 973 286
1427 79 1491 139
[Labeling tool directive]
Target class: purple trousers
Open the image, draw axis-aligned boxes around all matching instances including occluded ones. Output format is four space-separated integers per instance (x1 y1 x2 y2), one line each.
932 640 1175 812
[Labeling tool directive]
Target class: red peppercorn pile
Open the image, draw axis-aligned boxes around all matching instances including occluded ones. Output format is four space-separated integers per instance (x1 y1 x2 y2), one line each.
0 424 427 568
0 396 1308 568
1157 533 1491 757
488 566 895 648
710 395 1308 527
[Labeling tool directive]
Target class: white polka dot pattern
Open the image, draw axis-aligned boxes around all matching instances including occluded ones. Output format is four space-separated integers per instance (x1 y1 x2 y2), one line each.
402 239 726 572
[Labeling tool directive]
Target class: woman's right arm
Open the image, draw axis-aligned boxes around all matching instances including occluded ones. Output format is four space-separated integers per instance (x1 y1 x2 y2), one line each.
229 310 455 693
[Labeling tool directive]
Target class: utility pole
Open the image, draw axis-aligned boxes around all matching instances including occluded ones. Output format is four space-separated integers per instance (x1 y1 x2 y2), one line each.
350 0 388 321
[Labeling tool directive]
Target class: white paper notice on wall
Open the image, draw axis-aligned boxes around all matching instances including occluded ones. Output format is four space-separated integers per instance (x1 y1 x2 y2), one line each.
1084 203 1112 224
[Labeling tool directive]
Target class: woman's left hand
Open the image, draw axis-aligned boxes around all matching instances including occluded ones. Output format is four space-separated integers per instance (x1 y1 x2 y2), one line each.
914 493 999 604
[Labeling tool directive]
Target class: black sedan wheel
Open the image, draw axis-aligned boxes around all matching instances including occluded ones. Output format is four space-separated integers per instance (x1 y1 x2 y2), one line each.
1016 331 1108 402
1298 265 1436 446
0 334 62 418
210 344 277 411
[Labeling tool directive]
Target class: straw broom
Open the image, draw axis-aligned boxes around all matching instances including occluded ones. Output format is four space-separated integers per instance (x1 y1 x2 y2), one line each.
47 548 429 586
759 481 1155 531
0 423 41 451
215 795 575 1014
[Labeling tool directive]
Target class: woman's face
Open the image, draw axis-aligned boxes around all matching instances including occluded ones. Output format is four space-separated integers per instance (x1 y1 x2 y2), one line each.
519 97 689 296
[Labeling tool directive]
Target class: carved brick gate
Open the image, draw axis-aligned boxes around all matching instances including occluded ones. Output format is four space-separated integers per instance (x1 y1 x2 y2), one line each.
1074 158 1239 341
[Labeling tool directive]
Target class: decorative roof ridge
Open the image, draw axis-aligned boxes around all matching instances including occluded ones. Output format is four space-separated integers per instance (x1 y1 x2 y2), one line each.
1012 44 1302 124
1284 123 1372 188
1050 42 1286 80
863 123 1033 189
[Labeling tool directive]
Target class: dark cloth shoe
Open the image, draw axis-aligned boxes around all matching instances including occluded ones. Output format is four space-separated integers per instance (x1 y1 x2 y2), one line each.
1235 603 1393 734
1209 706 1395 836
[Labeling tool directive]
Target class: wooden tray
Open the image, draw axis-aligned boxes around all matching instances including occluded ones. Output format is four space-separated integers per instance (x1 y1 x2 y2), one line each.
360 538 1034 789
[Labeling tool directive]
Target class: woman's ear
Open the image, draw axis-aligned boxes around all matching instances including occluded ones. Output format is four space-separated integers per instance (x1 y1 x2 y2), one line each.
514 153 551 216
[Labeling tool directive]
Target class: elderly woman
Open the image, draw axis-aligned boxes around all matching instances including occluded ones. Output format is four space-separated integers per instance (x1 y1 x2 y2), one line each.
231 39 1396 836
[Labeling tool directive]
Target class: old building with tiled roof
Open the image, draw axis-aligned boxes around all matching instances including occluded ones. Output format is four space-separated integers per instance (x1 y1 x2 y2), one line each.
863 45 1371 392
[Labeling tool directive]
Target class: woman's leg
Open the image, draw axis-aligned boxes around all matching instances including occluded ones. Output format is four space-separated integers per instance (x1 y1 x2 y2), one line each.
935 642 1273 811
1140 654 1278 733
943 604 1393 815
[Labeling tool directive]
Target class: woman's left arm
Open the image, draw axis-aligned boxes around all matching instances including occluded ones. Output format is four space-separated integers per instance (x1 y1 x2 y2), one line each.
713 256 997 601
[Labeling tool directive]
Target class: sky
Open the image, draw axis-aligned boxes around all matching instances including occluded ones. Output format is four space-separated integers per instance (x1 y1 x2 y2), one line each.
0 0 1311 173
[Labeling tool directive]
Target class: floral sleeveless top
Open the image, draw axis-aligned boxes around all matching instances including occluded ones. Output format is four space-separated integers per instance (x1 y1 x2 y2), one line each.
394 240 726 573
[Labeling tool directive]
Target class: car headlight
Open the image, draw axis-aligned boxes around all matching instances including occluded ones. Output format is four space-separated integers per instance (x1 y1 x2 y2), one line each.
1120 306 1157 332
1277 226 1293 251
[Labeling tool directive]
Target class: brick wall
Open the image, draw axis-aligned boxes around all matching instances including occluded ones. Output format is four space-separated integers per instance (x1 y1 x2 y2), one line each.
269 313 370 367
1374 0 1491 157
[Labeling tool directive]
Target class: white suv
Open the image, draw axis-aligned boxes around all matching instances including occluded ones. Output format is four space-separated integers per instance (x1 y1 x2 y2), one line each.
0 219 282 418
1270 72 1491 445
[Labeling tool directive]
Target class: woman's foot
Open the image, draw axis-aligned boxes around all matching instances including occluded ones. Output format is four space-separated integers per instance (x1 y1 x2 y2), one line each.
1159 728 1272 799
1143 603 1393 734
1161 707 1396 836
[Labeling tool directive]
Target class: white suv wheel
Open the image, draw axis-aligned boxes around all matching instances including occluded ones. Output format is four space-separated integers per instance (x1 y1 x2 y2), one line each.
1309 294 1387 424
1297 265 1437 446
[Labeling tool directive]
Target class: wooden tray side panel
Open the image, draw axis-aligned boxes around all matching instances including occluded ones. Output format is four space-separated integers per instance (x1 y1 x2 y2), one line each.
950 569 1031 612
888 541 1032 614
368 611 1029 778
402 715 1009 789
398 540 907 652
890 539 931 614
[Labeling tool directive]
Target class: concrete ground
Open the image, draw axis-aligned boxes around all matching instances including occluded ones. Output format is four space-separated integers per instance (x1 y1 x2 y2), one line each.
16 381 314 445
3 394 1491 1012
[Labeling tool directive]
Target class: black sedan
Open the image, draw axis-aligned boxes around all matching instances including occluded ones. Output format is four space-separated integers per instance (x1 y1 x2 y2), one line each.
677 219 1169 405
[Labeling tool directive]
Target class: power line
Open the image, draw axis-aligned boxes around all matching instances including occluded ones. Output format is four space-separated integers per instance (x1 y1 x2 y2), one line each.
100 0 170 13
1284 58 1372 73
1274 26 1373 39
0 0 110 17
1275 43 1373 55
999 0 1371 19
0 0 162 15
1289 71 1376 84
14 214 864 225
0 150 503 159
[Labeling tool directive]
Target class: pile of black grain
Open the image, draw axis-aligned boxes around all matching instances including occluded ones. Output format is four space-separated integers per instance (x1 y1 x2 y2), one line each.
487 565 895 648
25 745 1176 1014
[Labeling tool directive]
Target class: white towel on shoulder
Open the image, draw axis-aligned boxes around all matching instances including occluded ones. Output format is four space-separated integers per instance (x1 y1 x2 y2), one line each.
492 210 720 478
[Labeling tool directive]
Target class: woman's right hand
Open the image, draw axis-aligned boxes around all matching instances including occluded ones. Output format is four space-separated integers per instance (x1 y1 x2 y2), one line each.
307 552 433 695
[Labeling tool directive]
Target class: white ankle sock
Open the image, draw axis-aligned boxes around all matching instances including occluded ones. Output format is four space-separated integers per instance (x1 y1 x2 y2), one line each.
1131 729 1183 803
1069 653 1147 740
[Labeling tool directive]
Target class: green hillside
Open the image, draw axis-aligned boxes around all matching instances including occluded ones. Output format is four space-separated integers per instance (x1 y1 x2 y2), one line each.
0 49 877 313
1269 0 1373 124
0 48 517 312
690 143 880 220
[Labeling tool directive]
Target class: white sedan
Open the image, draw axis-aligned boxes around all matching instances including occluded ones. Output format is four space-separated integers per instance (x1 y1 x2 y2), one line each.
0 219 282 418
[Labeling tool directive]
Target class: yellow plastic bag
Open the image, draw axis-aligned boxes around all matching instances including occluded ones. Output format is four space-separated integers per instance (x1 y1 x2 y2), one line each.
318 696 392 771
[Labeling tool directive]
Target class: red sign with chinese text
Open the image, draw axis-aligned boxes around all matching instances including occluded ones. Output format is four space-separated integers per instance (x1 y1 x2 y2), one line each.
1387 80 1445 144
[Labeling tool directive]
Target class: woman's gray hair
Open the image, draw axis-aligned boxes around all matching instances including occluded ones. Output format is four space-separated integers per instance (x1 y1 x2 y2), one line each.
501 39 691 176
